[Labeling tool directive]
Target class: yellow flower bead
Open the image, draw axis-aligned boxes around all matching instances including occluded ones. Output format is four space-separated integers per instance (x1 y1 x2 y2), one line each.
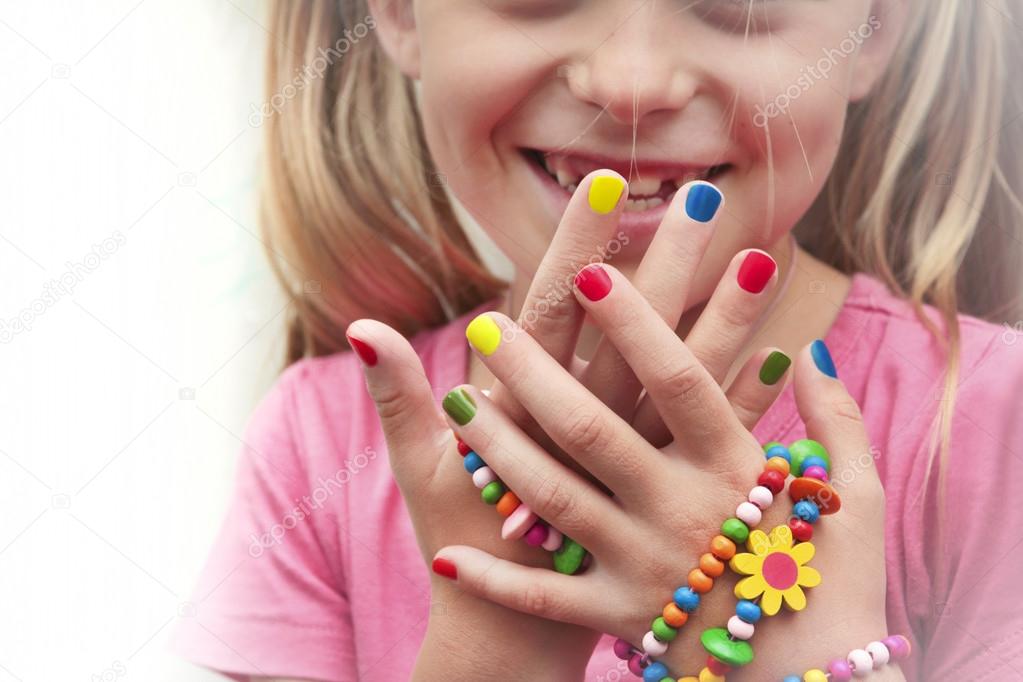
698 668 726 682
803 670 828 682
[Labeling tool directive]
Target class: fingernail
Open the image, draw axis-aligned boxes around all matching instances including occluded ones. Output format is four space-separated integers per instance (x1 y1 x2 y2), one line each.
737 250 777 294
588 175 624 214
442 388 476 425
575 264 612 301
432 557 458 580
758 350 791 386
466 313 502 355
811 339 837 378
346 334 377 366
684 183 722 222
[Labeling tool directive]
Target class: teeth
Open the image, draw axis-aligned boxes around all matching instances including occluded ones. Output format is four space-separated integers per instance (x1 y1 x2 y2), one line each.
629 177 662 196
556 169 577 187
645 197 664 208
624 198 648 212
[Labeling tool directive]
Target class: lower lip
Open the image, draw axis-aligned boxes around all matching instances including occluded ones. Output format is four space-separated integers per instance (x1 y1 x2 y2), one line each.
524 153 727 241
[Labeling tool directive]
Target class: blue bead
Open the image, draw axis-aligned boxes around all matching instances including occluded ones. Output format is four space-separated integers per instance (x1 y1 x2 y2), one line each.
463 452 485 474
673 586 700 612
764 444 791 462
735 599 762 623
794 499 821 523
783 676 802 682
643 662 669 682
799 455 829 476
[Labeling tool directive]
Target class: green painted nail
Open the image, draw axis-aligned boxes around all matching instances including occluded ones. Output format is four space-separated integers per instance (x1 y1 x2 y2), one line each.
758 350 791 386
442 388 476 425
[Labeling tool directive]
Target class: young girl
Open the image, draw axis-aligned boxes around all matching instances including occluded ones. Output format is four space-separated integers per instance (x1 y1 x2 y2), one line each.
174 1 1023 680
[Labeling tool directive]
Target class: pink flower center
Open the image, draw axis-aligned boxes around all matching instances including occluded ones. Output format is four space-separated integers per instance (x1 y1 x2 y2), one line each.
762 552 798 590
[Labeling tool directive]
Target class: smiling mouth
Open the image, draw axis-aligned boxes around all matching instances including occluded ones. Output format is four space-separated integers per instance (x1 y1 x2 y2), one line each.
524 148 731 212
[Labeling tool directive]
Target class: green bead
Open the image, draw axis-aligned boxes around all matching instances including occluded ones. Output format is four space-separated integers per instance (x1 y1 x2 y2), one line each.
789 439 830 476
481 481 505 504
651 616 678 642
721 517 750 544
553 536 587 574
701 627 754 667
762 441 784 454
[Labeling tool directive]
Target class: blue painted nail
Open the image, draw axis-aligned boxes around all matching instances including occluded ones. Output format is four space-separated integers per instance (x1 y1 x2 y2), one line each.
811 339 837 378
684 183 722 222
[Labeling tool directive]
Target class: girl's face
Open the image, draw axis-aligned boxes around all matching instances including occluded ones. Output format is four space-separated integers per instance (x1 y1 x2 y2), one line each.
385 0 889 296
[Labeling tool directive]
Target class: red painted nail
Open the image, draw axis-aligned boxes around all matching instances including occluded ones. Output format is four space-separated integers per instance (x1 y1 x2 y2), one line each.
575 264 612 301
346 334 378 366
736 251 776 294
432 557 457 580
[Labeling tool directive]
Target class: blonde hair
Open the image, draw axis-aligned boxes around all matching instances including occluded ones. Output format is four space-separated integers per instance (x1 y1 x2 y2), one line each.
262 1 1023 470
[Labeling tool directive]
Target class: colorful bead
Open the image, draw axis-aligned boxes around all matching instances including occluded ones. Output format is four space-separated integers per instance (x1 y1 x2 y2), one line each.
865 641 890 666
613 637 633 660
788 476 842 514
706 656 730 676
735 501 762 526
472 466 498 488
763 443 791 462
541 526 563 552
501 504 537 540
628 653 645 676
699 627 753 667
882 635 911 660
827 658 853 681
748 485 774 509
788 439 829 476
642 630 669 656
721 517 750 544
688 568 714 594
799 455 830 476
735 599 761 623
788 517 814 542
698 667 725 682
651 616 678 642
782 677 801 682
726 614 755 640
793 499 821 523
456 440 472 456
710 535 736 561
803 465 829 481
463 452 485 473
523 521 549 546
802 670 828 682
847 649 872 677
495 491 520 517
481 480 505 504
765 456 791 477
699 552 725 578
642 661 669 682
553 536 586 574
757 469 786 495
662 602 689 627
673 586 700 612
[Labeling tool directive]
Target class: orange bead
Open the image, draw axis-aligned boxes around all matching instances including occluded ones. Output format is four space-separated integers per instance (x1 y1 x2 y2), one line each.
765 456 791 477
699 552 725 578
496 491 521 517
688 568 714 594
710 535 736 561
662 602 689 628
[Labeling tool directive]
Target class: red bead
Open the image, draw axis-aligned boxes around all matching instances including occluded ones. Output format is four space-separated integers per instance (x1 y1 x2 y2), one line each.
789 517 814 542
757 469 786 495
456 440 472 456
707 655 731 675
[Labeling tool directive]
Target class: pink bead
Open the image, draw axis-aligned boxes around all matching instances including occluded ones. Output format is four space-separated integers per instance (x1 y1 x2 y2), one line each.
865 641 890 667
501 504 537 540
627 653 645 676
847 649 873 677
804 465 829 481
642 630 668 656
726 615 755 640
748 485 774 509
735 501 762 526
541 526 563 552
827 659 853 681
613 638 634 660
523 521 549 546
471 466 497 489
882 635 911 661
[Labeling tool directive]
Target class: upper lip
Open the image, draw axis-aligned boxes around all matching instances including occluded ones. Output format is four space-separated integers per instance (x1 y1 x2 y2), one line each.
530 147 728 182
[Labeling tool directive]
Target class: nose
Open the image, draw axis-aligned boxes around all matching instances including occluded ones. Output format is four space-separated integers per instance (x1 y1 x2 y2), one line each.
565 21 697 125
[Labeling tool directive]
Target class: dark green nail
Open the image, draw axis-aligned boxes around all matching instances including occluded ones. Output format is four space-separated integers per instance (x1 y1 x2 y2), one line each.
442 388 476 425
758 350 791 386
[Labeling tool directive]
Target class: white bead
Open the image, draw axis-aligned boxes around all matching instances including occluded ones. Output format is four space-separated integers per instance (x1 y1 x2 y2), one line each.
471 466 497 489
642 630 669 656
541 526 563 552
735 501 762 526
501 504 537 540
848 649 873 677
726 615 755 640
748 485 774 509
865 641 890 668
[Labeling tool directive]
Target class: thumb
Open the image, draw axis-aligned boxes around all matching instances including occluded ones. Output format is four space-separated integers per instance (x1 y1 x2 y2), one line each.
346 319 449 481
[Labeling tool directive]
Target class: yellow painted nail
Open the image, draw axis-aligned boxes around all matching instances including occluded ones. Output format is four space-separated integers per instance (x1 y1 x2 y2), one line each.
466 314 502 356
588 175 624 214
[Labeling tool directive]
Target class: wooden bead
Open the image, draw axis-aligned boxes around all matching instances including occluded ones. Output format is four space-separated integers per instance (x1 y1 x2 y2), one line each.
735 501 762 527
710 535 736 560
472 466 498 489
748 485 774 509
688 568 714 594
662 602 689 627
698 668 725 682
501 504 537 540
481 480 505 504
456 440 472 456
642 630 668 656
803 670 828 682
789 439 830 476
699 552 725 578
865 641 890 666
651 616 678 642
789 476 842 515
495 491 521 517
765 456 791 477
757 469 786 495
847 649 873 677
541 526 563 552
706 656 731 676
789 517 814 542
726 615 755 640
721 517 750 544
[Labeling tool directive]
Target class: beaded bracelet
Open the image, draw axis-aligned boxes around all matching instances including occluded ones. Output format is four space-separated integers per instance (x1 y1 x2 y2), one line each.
616 440 843 681
781 634 911 681
454 435 589 574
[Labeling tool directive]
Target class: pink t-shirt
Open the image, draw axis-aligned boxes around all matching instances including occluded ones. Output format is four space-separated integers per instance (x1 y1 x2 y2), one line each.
173 274 1023 681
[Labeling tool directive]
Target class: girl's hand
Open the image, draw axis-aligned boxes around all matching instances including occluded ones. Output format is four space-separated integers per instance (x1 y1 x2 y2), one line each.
430 266 890 679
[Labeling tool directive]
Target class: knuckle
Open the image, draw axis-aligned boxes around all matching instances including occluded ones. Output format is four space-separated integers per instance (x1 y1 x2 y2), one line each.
561 405 611 454
531 476 573 524
518 581 561 620
372 386 417 423
657 360 705 404
827 397 865 429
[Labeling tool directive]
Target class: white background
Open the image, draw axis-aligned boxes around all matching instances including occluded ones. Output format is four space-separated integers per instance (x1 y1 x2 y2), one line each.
0 2 285 680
